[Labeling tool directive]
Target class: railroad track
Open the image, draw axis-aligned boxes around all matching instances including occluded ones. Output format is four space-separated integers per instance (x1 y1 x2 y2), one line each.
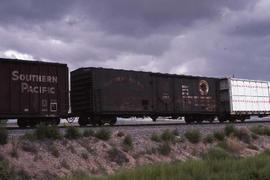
5 119 270 130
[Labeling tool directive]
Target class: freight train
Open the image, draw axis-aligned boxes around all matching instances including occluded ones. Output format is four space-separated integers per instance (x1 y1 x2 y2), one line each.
1 58 270 127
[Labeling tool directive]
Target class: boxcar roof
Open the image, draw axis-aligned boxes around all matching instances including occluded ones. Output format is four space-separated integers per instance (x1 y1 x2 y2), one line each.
72 67 221 80
0 58 67 66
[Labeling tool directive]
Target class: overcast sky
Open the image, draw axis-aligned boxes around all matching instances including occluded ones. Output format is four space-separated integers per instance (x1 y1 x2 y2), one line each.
0 0 269 80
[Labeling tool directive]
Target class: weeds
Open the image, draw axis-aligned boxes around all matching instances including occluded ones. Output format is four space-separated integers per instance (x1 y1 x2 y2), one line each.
35 125 62 140
65 126 81 140
235 128 251 144
202 148 233 160
83 129 95 137
213 131 225 141
161 129 176 143
0 160 9 180
0 127 8 145
203 134 214 144
250 125 270 136
151 133 161 142
122 135 133 151
172 129 179 136
184 129 201 144
158 143 171 156
21 140 37 154
95 128 111 141
224 124 238 137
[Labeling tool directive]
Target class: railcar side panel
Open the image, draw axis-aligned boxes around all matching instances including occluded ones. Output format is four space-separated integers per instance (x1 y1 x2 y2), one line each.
0 58 69 119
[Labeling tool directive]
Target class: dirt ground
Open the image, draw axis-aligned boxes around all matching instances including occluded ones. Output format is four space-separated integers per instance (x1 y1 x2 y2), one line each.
0 128 269 179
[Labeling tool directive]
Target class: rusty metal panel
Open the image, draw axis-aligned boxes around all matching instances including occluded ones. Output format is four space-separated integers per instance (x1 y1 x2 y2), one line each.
71 67 153 115
93 68 152 112
0 58 69 119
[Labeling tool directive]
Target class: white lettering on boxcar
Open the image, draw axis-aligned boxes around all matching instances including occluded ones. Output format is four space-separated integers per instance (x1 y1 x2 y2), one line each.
11 70 58 94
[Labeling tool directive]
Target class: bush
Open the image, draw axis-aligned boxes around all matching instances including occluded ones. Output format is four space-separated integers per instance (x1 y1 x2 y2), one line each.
23 132 36 141
213 131 225 141
21 140 37 154
161 130 175 143
35 125 62 140
235 128 251 144
158 143 171 156
83 129 95 137
250 125 270 136
0 127 8 145
184 129 201 144
65 126 81 139
123 135 133 150
203 134 214 144
224 124 238 137
95 128 111 141
151 133 161 142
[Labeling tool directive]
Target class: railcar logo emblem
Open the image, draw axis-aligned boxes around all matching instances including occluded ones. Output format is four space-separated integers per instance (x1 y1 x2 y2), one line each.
199 80 209 96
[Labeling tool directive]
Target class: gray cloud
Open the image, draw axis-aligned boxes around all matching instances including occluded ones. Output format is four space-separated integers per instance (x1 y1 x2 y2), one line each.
0 0 270 81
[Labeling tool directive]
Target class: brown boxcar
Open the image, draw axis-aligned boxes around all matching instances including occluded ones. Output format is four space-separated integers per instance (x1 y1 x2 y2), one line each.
0 58 69 127
71 67 219 125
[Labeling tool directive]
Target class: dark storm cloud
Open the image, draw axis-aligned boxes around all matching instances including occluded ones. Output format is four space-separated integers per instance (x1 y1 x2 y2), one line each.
0 0 74 24
229 19 270 37
0 0 269 81
78 0 254 37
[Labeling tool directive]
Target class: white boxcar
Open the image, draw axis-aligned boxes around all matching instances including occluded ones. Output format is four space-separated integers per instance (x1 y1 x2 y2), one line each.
220 78 270 116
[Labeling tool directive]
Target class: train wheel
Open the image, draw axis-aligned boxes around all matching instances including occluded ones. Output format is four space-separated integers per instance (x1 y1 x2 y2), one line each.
109 117 117 126
98 120 104 126
29 120 38 127
151 116 158 122
196 119 203 124
184 116 193 124
52 118 60 126
218 115 226 123
78 117 88 126
240 118 246 123
17 119 27 128
209 117 215 123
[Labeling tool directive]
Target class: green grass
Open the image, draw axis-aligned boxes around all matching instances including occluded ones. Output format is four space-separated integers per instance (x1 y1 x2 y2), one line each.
65 151 270 180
